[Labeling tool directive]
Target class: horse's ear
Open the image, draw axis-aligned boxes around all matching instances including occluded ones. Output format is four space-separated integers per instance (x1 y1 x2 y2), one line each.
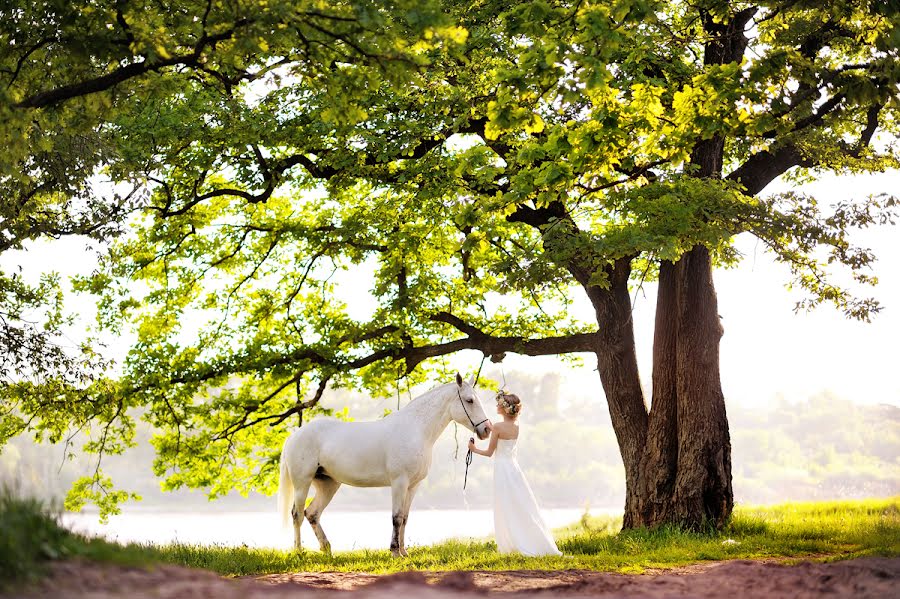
456 372 463 387
469 374 476 386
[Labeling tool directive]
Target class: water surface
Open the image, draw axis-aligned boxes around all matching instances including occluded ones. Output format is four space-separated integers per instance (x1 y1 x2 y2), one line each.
63 507 603 551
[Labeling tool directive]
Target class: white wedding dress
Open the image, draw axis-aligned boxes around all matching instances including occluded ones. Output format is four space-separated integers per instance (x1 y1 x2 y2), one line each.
493 437 562 556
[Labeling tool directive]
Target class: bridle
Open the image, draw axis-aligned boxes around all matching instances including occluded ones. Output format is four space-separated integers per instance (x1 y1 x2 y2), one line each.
457 388 489 490
457 388 490 432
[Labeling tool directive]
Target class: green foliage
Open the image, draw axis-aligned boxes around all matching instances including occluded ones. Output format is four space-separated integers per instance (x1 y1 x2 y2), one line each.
1 0 464 513
0 492 69 586
0 270 103 392
64 473 141 524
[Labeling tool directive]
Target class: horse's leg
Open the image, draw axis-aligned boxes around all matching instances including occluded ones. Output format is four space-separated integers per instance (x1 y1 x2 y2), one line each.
291 477 312 552
306 477 341 555
397 482 420 557
389 476 410 557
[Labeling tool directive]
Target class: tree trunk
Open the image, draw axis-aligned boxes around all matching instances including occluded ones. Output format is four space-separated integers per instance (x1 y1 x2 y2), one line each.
628 260 679 527
620 4 750 525
583 258 648 529
623 127 734 530
671 245 732 529
506 177 733 530
625 249 733 530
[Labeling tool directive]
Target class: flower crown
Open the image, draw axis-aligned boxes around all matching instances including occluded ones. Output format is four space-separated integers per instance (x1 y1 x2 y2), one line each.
495 391 520 415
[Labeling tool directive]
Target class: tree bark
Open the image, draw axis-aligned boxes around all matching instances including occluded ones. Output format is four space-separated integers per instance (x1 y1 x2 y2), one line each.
671 245 732 528
583 257 648 529
626 247 733 530
505 192 730 531
628 260 678 527
619 7 752 528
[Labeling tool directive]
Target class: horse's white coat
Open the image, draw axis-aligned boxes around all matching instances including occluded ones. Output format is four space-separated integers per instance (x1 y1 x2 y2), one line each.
277 375 491 556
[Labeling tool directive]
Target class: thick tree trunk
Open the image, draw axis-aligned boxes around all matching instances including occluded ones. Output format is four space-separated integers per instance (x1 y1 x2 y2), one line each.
622 6 749 526
506 174 733 530
502 6 750 532
623 134 735 530
567 234 731 531
626 249 733 530
671 245 732 529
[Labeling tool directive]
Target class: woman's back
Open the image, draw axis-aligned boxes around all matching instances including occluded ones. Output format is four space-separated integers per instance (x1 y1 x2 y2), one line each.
491 420 519 441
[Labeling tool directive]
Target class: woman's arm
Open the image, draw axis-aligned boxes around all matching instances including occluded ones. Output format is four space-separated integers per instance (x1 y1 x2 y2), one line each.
468 429 499 457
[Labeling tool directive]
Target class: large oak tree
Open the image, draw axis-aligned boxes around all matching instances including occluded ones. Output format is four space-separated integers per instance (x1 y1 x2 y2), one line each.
3 0 898 527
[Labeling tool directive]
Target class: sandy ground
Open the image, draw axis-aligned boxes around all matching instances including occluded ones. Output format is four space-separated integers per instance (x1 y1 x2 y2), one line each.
11 556 899 599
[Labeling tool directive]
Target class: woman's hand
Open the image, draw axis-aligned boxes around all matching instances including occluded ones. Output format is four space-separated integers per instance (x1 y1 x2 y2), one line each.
469 430 498 457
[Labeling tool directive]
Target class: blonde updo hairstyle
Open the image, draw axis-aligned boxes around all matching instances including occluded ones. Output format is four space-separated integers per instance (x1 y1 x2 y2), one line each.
496 391 522 418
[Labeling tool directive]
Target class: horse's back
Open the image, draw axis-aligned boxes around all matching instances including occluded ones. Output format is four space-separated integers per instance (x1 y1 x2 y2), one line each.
284 417 386 445
282 418 393 487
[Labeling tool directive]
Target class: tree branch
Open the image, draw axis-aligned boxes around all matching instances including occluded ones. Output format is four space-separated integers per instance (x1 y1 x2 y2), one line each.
16 19 252 109
727 143 814 196
729 101 885 197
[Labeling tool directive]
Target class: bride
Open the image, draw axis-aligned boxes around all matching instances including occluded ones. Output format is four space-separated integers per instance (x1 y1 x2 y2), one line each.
468 391 562 557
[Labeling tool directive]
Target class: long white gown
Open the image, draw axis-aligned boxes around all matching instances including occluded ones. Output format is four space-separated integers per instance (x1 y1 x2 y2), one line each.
493 437 562 556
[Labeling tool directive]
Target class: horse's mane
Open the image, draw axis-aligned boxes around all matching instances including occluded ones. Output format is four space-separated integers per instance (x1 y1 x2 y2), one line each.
401 381 454 410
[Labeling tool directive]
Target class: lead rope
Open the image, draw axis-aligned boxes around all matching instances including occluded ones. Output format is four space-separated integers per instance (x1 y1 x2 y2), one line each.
458 379 488 507
464 440 474 490
467 365 480 494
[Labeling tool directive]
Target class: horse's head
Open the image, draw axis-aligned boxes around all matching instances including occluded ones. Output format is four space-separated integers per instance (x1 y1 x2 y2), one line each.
450 373 492 440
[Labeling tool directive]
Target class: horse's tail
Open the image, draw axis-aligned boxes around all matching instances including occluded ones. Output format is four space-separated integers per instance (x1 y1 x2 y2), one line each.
277 443 294 529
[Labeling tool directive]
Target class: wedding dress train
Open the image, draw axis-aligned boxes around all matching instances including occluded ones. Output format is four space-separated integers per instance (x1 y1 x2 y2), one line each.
493 437 562 556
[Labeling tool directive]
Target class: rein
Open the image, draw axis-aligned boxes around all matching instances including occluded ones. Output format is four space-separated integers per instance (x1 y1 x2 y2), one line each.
464 442 473 490
457 389 489 491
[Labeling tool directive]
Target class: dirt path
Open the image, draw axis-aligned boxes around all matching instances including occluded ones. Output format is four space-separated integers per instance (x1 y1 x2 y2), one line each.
13 556 899 599
246 555 826 591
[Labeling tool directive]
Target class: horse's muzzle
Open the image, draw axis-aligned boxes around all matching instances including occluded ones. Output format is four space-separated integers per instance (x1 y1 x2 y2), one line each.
477 421 492 440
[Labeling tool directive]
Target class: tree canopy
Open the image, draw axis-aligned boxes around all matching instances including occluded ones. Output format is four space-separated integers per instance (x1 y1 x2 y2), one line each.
2 0 897 519
1 0 468 515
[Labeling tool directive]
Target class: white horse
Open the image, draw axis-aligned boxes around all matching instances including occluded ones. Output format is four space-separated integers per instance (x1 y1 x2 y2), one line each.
277 373 492 556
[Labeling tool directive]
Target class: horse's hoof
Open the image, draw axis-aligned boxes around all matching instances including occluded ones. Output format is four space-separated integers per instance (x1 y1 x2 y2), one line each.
391 549 402 558
399 548 408 557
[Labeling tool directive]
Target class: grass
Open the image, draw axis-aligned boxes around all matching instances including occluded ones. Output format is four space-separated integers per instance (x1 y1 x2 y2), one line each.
147 497 900 575
0 491 154 589
2 494 898 588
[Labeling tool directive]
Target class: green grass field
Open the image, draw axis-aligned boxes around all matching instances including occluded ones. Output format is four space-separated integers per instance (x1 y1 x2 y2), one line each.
2 493 898 588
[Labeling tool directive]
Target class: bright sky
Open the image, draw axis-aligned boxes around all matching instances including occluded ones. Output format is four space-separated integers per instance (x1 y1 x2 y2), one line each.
16 169 900 409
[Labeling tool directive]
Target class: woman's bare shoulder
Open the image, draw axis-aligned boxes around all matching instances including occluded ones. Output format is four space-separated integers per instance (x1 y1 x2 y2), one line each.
493 422 519 439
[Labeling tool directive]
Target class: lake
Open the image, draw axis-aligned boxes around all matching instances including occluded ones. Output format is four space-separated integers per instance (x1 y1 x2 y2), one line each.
63 507 607 551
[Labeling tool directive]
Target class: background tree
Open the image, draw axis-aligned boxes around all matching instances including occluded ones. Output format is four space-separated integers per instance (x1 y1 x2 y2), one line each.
3 0 897 527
